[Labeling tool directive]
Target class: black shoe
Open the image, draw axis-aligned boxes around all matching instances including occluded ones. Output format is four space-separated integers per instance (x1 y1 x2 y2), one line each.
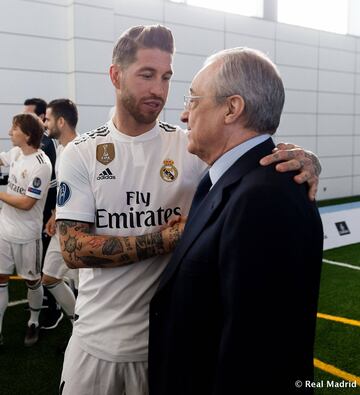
40 308 64 330
24 324 40 347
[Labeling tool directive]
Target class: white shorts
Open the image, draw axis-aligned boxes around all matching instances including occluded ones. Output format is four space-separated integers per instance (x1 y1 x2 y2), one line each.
0 238 42 281
60 334 149 395
43 232 77 281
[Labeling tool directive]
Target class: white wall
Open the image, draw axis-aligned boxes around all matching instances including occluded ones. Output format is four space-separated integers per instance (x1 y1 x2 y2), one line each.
0 0 359 200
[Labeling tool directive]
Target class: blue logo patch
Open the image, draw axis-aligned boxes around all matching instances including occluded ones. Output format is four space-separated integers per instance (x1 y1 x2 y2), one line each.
28 187 41 195
57 182 71 207
32 177 41 188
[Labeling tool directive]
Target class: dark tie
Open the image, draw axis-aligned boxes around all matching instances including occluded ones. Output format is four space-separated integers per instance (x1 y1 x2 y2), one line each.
188 172 212 220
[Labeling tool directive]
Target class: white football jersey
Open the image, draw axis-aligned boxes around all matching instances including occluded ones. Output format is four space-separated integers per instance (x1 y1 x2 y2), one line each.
0 147 52 243
55 144 64 180
56 120 207 362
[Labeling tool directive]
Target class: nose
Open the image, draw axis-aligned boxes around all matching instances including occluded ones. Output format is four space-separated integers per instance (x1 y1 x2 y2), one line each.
149 79 166 98
180 109 189 124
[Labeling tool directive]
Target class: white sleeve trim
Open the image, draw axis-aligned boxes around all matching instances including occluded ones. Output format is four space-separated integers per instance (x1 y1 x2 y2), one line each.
56 210 95 224
25 191 42 200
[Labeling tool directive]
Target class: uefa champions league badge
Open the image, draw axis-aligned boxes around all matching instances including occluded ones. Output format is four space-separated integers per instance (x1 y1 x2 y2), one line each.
96 143 115 165
160 159 178 182
57 182 71 206
32 177 42 188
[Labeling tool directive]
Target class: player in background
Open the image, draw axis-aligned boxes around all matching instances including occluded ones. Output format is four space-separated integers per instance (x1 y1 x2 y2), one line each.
42 99 79 326
0 113 52 347
23 98 63 330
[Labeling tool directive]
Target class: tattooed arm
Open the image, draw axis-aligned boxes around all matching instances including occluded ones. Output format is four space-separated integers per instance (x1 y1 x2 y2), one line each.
259 143 321 201
57 219 185 269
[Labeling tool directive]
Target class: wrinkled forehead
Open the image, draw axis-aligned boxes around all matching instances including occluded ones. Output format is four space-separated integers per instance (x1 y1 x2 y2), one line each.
190 61 220 94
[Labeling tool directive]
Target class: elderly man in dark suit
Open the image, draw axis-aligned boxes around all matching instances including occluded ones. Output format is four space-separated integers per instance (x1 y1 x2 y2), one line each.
149 47 323 395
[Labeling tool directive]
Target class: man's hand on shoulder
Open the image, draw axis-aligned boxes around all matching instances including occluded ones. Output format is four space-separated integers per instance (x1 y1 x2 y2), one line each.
259 142 321 201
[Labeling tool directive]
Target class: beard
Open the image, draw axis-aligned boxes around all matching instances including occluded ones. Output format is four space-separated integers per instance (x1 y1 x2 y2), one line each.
120 86 164 125
48 126 61 139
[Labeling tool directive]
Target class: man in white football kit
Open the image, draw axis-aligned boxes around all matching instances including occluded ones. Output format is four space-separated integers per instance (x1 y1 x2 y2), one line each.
57 25 321 395
0 113 52 347
42 99 79 325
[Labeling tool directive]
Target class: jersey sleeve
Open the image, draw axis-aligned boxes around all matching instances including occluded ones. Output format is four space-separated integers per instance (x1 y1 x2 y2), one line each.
56 142 95 223
26 161 52 200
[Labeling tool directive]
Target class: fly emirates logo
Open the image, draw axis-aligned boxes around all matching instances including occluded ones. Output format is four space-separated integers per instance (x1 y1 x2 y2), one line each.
95 191 181 229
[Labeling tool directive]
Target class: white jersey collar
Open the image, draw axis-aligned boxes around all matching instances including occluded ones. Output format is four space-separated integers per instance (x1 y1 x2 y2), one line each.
107 119 160 143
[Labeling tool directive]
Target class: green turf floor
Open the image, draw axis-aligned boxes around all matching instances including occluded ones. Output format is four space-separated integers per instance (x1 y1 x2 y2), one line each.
0 282 71 395
314 243 360 394
1 243 360 394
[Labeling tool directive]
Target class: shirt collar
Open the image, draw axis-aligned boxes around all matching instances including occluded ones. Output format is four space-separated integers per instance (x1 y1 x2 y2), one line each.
107 119 160 143
209 134 271 187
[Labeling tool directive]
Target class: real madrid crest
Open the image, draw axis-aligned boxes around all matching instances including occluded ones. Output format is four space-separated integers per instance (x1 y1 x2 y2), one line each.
96 143 115 165
160 159 178 182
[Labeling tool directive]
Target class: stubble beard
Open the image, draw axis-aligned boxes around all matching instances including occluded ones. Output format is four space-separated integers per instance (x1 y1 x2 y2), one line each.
121 89 163 125
48 126 61 140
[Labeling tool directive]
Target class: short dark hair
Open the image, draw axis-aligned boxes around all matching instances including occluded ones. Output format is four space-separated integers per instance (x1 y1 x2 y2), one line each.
23 98 47 117
12 113 44 149
47 99 78 129
112 24 174 68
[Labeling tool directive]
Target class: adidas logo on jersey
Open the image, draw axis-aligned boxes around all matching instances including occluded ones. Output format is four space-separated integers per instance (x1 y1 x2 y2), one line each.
97 168 116 180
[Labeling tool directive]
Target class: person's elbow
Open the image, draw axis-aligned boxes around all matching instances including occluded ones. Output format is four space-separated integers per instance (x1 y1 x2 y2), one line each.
20 197 37 210
61 250 76 268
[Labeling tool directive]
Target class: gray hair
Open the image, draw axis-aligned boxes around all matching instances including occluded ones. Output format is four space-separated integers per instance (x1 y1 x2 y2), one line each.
112 24 174 69
205 47 285 135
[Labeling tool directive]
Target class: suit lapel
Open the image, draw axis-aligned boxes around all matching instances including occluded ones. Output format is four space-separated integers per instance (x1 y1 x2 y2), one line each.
156 138 276 293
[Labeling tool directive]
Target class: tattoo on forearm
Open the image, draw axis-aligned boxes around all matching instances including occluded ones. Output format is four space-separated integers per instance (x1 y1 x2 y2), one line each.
123 237 133 251
59 220 75 236
58 220 90 236
102 238 124 256
88 238 104 248
65 261 78 269
80 254 132 267
314 160 321 177
80 256 114 267
136 233 165 261
59 220 139 268
305 152 322 177
168 226 182 251
63 234 82 262
75 224 90 233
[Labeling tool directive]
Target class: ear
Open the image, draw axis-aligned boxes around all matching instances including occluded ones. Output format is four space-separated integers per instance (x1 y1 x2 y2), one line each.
109 64 122 89
224 95 245 125
57 116 65 128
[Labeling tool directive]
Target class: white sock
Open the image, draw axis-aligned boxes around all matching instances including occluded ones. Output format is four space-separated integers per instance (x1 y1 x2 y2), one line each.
46 281 75 323
27 280 43 327
0 283 9 333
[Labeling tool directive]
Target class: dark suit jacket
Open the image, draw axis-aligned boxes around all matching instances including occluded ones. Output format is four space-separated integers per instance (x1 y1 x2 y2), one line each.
149 138 323 395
